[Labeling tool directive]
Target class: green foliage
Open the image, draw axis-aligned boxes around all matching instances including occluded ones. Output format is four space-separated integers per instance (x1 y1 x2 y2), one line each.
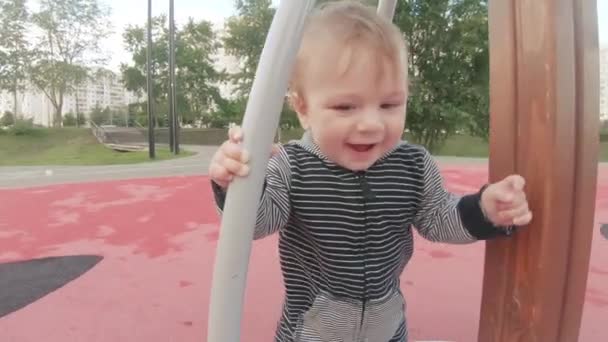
121 15 222 127
218 0 490 151
0 0 30 117
63 112 77 126
395 0 490 151
280 105 300 129
29 0 112 126
111 107 129 127
127 102 147 127
205 97 248 128
219 0 306 129
90 105 111 125
178 19 224 122
62 112 86 127
88 105 129 127
8 118 39 136
222 0 275 97
121 15 169 100
1 111 14 126
0 128 191 166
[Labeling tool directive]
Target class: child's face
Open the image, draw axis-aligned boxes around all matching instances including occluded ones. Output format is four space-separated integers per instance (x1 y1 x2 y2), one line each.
294 46 407 171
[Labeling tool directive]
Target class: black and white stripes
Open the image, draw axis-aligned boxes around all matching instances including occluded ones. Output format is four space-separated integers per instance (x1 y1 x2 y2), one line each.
212 132 509 342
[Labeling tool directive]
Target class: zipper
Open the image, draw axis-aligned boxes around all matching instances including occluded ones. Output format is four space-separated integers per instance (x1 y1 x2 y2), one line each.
356 171 373 339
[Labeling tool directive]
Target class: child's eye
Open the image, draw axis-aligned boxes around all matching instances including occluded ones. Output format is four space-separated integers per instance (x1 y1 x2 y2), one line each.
330 104 355 111
380 103 402 109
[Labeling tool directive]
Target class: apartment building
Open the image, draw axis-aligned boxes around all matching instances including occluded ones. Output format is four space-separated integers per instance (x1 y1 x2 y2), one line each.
213 26 243 100
600 47 608 121
0 68 140 126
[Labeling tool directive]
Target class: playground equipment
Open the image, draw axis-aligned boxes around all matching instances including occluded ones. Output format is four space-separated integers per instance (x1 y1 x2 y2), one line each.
145 0 180 158
479 1 599 341
207 0 600 341
206 1 317 341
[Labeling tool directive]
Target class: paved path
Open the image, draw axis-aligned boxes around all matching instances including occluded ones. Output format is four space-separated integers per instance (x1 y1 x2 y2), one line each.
0 145 217 189
0 145 497 189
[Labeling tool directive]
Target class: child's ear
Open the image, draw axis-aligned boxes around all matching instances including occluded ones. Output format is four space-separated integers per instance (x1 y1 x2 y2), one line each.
289 92 310 130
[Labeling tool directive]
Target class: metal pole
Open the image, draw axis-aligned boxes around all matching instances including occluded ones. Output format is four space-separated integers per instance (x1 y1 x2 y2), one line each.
377 0 398 19
169 0 179 154
206 1 316 341
146 0 155 158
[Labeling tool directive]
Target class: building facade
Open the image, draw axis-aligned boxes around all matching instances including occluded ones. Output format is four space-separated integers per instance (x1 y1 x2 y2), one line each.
0 68 140 127
600 48 608 121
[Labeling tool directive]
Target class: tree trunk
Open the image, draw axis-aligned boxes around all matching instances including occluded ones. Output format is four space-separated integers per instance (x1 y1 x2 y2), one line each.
53 91 64 127
54 107 62 127
12 90 18 119
75 92 80 128
12 76 18 119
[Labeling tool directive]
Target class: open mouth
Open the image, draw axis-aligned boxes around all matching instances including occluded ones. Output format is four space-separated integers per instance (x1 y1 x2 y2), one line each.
347 143 376 153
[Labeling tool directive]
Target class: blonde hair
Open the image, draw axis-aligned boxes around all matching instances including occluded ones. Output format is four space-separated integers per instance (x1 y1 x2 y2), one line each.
288 0 408 99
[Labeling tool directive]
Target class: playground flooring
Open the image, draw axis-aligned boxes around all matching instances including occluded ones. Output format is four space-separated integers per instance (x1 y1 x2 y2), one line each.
0 163 606 341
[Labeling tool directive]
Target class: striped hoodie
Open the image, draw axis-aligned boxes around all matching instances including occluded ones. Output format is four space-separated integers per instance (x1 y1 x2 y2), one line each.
212 131 512 342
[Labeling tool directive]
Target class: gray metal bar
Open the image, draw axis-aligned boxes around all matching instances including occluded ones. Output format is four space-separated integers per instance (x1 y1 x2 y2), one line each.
206 1 316 341
377 0 398 19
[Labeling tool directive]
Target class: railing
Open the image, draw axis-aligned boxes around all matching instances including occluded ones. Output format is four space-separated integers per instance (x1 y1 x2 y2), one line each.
90 121 107 144
89 121 119 145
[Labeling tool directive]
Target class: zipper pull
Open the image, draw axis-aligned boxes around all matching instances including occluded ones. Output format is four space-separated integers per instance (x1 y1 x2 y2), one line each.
357 173 376 201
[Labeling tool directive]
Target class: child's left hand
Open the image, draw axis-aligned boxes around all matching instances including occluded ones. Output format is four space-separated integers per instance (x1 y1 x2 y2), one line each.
480 175 533 227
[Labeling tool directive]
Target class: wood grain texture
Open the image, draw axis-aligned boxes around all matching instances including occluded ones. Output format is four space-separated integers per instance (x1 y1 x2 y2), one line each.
559 0 600 340
479 0 599 341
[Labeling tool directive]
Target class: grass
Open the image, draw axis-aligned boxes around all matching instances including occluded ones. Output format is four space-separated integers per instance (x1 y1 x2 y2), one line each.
410 134 491 158
423 133 608 162
2 127 607 166
0 127 193 166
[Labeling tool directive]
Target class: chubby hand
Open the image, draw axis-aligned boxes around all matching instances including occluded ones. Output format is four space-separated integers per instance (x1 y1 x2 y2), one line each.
208 126 280 189
209 126 250 189
480 175 533 227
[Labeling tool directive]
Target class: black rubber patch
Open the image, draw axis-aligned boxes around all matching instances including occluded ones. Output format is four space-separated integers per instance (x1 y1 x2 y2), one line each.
601 224 608 240
0 255 102 318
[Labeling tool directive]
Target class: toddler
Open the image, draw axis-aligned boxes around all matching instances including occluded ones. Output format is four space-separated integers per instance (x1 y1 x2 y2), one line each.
209 1 532 341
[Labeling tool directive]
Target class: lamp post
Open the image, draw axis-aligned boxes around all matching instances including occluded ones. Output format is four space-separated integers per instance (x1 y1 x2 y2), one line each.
168 0 179 154
146 0 156 158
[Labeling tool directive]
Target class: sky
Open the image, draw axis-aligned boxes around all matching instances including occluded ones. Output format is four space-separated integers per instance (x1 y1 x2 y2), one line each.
101 0 233 71
101 0 608 72
101 0 279 71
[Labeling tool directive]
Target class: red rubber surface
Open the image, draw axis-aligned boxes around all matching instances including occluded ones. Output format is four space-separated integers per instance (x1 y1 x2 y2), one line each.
0 165 606 341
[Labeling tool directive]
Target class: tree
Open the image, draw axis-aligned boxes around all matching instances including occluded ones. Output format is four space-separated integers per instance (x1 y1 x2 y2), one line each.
222 0 275 98
220 0 309 128
0 0 30 118
178 19 224 125
395 0 490 150
0 111 15 127
29 0 112 126
221 0 489 142
121 15 222 127
89 105 111 125
122 15 169 112
221 0 376 96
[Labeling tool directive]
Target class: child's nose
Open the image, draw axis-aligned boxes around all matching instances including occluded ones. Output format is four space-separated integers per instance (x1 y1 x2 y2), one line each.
356 112 384 133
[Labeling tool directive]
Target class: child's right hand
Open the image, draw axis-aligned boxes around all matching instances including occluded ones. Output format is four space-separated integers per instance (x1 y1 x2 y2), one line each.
209 126 250 189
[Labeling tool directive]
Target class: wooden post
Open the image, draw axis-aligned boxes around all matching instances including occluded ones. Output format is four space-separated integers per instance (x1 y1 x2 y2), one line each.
479 0 599 341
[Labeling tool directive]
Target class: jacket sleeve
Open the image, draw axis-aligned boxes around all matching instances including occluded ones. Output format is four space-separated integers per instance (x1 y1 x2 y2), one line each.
211 145 292 240
412 149 513 243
